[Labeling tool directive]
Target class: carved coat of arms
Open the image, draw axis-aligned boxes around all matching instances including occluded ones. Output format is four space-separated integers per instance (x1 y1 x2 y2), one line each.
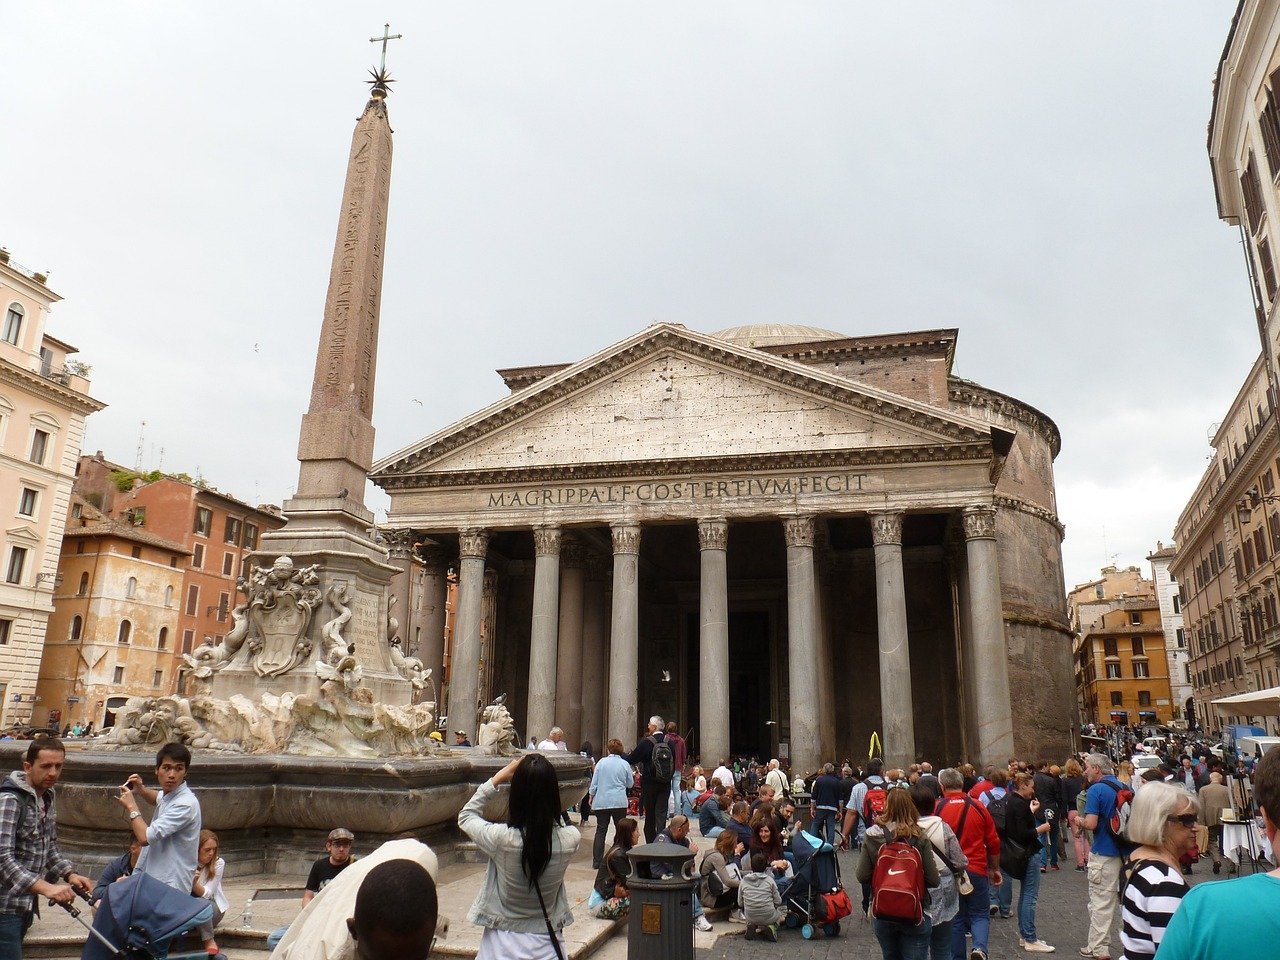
238 557 322 677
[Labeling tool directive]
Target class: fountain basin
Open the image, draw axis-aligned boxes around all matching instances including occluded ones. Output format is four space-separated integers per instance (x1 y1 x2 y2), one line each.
0 745 591 876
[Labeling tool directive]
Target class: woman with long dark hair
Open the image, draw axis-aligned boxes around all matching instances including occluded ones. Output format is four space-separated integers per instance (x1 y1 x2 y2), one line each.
748 821 793 882
459 754 581 960
589 816 638 919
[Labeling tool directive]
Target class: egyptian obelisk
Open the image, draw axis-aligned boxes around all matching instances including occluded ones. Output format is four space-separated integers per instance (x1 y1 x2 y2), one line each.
247 67 408 704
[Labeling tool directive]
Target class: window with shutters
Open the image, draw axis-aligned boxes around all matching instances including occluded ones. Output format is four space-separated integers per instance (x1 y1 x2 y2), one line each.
1134 661 1150 679
77 572 88 596
1110 692 1123 707
17 488 37 517
1104 638 1119 658
182 630 194 654
1132 636 1145 656
192 543 204 569
1259 235 1278 301
1262 73 1280 177
70 615 82 640
1138 690 1152 707
185 584 199 616
194 507 212 537
1107 663 1122 680
2 304 23 346
1242 156 1267 234
28 430 48 465
5 547 26 585
222 552 233 576
1256 526 1270 564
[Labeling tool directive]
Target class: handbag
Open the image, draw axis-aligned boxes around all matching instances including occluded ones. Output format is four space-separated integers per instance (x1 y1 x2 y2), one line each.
999 836 1033 880
533 880 567 960
932 801 976 896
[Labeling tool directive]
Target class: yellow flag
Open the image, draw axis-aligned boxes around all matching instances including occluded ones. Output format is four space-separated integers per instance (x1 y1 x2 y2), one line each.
868 731 882 759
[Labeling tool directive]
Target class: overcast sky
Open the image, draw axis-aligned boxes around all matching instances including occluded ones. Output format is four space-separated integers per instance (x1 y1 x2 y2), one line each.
1 2 1256 591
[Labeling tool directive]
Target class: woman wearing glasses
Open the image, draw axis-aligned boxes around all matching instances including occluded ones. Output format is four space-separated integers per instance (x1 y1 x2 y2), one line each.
1117 781 1201 960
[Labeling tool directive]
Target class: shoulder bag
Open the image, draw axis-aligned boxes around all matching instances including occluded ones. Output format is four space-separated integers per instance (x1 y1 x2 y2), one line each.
534 879 567 960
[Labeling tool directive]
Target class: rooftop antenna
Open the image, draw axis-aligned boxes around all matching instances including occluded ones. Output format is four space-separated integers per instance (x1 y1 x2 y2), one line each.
134 420 146 470
157 446 165 472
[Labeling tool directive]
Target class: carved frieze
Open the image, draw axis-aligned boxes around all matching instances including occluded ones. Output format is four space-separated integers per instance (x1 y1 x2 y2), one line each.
611 523 642 555
697 518 728 551
962 505 998 541
458 528 490 560
783 516 816 549
870 512 903 546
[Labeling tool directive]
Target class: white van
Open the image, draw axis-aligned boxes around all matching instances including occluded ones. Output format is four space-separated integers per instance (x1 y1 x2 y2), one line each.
1141 736 1168 754
1237 735 1280 763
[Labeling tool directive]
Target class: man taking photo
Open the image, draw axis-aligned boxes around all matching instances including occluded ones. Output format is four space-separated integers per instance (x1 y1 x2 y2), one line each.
0 738 93 959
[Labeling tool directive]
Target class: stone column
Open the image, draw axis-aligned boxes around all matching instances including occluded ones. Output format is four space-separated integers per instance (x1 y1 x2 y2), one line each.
554 538 587 749
872 512 916 767
963 506 1015 765
814 522 837 763
417 544 449 700
451 529 488 737
479 569 499 708
527 526 562 744
607 523 642 745
784 516 822 775
580 559 610 754
698 518 730 767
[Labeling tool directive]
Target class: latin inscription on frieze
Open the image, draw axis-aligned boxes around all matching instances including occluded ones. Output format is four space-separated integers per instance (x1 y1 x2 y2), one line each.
486 471 866 508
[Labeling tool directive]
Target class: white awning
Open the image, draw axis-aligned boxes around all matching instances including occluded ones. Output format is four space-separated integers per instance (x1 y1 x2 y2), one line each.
1211 686 1280 716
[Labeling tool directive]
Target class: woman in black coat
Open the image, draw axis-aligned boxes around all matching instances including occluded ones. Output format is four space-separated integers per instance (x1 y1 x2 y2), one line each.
1006 773 1054 952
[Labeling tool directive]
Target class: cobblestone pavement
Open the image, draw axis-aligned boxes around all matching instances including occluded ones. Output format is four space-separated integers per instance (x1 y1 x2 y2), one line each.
694 848 1232 960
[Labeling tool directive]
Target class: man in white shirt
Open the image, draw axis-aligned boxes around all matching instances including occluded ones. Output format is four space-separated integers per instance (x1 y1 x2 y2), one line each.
537 727 569 751
764 759 790 798
711 761 735 790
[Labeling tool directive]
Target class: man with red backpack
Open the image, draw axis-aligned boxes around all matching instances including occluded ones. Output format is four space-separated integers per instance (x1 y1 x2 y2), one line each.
1081 752 1132 960
936 768 1002 960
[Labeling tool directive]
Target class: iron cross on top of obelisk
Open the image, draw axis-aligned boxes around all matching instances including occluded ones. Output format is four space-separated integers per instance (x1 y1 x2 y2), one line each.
370 23 402 73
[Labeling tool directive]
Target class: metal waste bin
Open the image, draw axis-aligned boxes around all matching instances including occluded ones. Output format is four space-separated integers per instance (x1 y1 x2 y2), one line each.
626 841 696 960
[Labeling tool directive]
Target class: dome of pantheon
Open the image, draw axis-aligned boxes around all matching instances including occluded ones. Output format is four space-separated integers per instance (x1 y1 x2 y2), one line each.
710 323 847 349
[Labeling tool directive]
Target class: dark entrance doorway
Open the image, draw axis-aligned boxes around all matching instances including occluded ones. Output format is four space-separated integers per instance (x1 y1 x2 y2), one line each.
728 611 771 759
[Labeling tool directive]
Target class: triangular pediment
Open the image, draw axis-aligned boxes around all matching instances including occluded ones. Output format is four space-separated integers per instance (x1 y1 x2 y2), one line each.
5 525 40 544
373 324 997 482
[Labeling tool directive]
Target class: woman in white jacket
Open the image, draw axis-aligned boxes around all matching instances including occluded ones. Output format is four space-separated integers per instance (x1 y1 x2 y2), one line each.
459 754 581 960
911 783 969 960
192 829 229 956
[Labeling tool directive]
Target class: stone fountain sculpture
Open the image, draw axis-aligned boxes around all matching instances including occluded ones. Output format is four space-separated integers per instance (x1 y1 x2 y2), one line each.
97 554 440 759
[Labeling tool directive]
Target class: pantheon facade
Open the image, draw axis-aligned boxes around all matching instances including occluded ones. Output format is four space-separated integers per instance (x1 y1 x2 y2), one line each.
371 323 1072 772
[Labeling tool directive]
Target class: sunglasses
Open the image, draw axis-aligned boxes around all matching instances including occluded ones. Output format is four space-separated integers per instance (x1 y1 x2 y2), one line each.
1166 814 1198 828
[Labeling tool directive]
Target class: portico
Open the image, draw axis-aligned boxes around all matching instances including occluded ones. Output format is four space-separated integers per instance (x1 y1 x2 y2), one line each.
372 323 1073 769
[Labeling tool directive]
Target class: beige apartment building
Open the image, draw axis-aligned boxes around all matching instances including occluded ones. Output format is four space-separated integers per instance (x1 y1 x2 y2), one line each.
0 249 104 728
36 499 187 730
1171 355 1280 732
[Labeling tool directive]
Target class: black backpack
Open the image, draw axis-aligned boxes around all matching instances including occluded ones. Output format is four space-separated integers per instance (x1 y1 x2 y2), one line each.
985 790 1009 836
650 736 675 781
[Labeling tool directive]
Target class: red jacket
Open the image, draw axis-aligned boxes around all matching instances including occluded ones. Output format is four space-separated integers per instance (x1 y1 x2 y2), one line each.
937 790 1000 877
967 778 993 801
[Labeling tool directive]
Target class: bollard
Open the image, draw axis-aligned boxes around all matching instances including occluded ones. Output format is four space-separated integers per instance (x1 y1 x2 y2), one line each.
626 841 697 960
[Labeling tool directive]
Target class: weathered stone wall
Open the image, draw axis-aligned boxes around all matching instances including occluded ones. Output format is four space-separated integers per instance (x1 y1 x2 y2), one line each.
801 354 952 407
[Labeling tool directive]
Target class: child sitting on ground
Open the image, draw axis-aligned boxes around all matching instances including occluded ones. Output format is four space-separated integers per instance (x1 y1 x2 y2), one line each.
737 852 786 942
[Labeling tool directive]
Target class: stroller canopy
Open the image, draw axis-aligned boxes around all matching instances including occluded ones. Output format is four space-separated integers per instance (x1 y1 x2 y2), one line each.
83 872 210 960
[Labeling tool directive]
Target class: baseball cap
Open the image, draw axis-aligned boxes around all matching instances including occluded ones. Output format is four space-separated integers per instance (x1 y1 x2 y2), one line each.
454 730 468 736
328 828 354 842
429 731 443 742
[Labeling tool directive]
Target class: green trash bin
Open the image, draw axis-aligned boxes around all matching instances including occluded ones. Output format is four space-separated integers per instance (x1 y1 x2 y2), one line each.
626 841 696 960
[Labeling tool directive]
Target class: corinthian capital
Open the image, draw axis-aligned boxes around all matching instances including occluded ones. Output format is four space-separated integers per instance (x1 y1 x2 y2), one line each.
611 523 642 555
698 518 728 552
869 512 903 546
532 526 562 557
783 516 816 549
416 542 449 570
458 528 490 560
962 506 998 541
383 528 416 560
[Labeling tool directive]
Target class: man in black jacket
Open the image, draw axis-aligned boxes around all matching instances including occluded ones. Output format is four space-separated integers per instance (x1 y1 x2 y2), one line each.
1032 762 1061 870
809 763 843 844
628 716 670 843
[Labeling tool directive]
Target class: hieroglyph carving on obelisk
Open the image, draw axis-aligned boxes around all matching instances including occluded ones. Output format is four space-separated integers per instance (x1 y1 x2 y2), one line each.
294 81 395 514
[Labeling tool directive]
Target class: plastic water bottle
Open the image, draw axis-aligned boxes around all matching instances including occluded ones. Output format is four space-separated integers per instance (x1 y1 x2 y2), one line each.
242 900 253 928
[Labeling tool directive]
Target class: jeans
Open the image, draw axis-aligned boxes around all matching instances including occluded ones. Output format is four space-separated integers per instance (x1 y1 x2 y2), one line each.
989 866 1012 916
592 808 625 868
0 912 32 960
690 877 704 918
928 918 953 960
704 825 724 838
670 774 683 816
952 871 990 960
267 926 289 950
873 915 932 960
812 808 838 844
1017 849 1043 942
640 779 670 844
1046 820 1060 866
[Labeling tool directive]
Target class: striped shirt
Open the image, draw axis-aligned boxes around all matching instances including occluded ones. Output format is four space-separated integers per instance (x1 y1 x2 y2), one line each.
1119 859 1187 960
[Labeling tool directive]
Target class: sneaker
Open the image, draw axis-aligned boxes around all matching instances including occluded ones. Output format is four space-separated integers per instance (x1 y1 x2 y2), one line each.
728 909 747 923
971 950 988 960
1040 866 1047 873
1050 863 1061 871
989 904 999 917
764 924 779 943
746 924 757 941
694 915 713 933
1025 942 1056 953
1075 864 1086 872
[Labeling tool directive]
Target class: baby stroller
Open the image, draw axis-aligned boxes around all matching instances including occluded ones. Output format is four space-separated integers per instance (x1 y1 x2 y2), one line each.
63 872 216 960
780 827 853 939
